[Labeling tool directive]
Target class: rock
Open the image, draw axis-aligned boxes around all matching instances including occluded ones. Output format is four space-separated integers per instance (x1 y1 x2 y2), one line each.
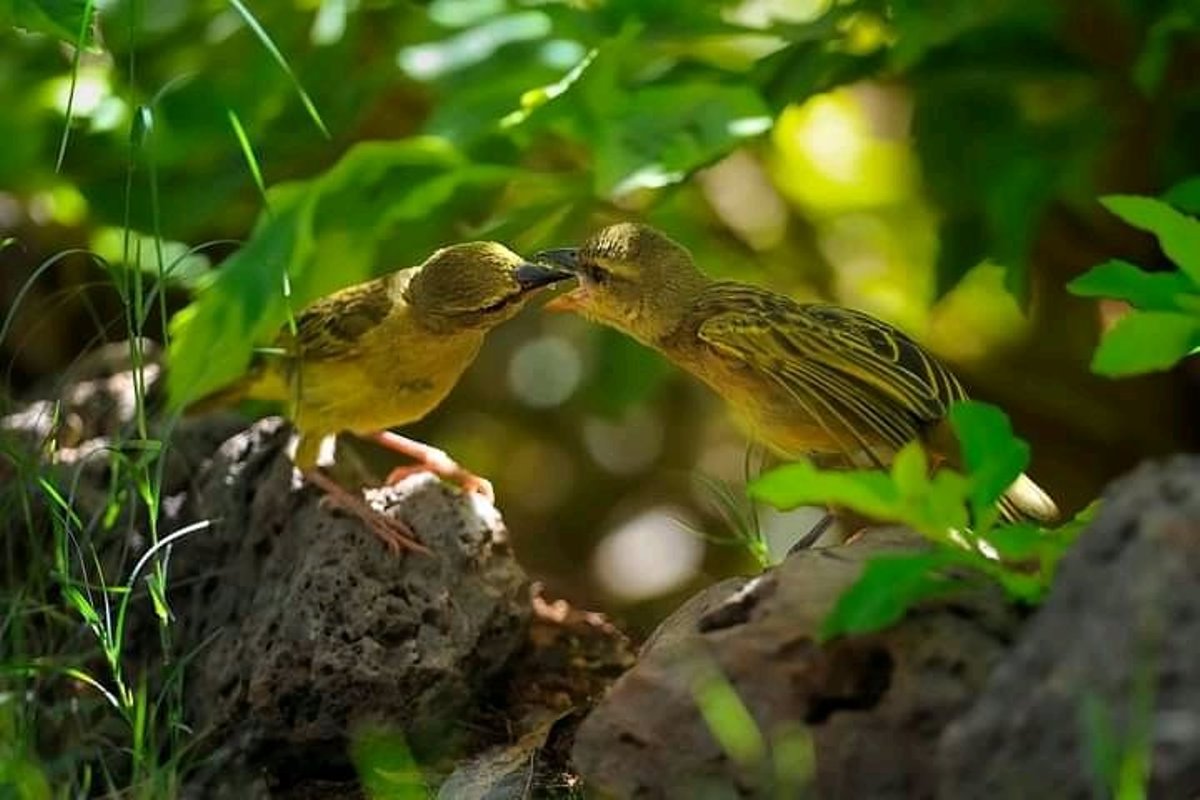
170 418 532 795
573 528 1021 799
939 456 1200 799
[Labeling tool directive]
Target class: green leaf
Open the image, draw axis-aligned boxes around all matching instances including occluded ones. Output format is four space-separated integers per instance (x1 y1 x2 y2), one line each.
167 138 512 407
503 26 771 198
982 522 1046 561
1067 259 1199 310
593 81 772 197
1 0 94 45
820 552 960 640
749 460 900 520
1101 195 1200 283
350 725 425 799
948 400 1030 521
915 469 972 541
1164 176 1200 216
1091 310 1200 376
890 441 929 499
753 37 886 113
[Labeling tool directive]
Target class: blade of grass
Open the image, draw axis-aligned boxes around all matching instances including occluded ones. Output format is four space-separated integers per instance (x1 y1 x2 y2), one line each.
227 108 270 208
226 0 331 138
226 106 298 336
54 0 97 171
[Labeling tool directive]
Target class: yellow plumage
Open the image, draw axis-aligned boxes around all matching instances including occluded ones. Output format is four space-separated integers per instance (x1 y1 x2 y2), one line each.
539 223 1058 525
189 241 572 552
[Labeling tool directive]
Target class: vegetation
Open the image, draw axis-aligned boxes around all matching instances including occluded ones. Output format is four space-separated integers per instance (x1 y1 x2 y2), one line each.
2 0 1198 796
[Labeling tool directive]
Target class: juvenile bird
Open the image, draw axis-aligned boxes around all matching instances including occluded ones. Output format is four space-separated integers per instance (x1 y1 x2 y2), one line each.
537 223 1057 531
191 242 572 554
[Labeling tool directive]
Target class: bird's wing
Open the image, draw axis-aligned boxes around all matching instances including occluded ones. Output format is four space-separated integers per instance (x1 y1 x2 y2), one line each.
280 275 397 361
695 286 965 465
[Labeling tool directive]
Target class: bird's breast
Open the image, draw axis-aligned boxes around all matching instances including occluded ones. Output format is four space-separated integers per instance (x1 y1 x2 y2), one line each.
292 321 482 436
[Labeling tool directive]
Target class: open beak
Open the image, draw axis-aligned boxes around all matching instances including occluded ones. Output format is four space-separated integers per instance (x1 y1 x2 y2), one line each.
514 261 575 293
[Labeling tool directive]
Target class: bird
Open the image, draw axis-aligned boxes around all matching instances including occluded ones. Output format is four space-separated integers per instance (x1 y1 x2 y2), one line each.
189 241 573 554
535 223 1058 539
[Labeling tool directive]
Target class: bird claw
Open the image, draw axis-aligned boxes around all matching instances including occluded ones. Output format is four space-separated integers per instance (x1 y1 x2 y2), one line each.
306 470 431 556
385 459 495 504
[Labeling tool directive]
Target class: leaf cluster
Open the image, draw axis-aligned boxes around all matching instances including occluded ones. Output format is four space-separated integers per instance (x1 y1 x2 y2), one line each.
1068 180 1200 376
750 401 1089 639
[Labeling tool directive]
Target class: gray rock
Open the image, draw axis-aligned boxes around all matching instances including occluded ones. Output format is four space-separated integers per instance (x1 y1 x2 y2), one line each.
171 418 531 793
573 528 1020 799
939 456 1200 799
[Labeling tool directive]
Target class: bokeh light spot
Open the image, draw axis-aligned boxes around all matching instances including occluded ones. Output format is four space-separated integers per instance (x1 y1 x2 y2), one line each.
583 407 663 475
508 336 582 408
593 507 704 601
398 12 551 80
539 38 586 69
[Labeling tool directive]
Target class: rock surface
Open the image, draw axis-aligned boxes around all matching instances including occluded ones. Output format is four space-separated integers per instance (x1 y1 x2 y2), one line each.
939 456 1200 799
572 528 1022 799
168 418 532 796
10 354 1200 799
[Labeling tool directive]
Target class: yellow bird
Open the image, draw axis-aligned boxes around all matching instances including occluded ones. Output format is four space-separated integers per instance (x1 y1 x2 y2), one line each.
191 242 572 554
536 223 1058 533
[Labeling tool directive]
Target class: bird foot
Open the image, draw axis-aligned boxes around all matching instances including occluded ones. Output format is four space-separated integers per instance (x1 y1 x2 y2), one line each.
384 461 495 503
306 470 431 556
373 432 495 503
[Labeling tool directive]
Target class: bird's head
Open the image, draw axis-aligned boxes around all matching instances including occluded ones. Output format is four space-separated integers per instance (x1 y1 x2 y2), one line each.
405 241 574 331
536 223 708 343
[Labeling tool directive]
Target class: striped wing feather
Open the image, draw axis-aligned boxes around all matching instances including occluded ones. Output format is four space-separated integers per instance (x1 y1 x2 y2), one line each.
282 275 396 361
695 284 965 467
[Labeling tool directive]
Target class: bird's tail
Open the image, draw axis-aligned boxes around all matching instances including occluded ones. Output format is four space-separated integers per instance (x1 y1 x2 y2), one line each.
998 472 1059 524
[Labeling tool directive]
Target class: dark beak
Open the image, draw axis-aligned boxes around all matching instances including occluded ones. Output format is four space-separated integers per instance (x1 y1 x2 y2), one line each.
531 247 581 273
514 261 575 292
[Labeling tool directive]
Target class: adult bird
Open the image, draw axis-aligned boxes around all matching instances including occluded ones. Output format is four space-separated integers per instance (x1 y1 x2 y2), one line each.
190 242 573 554
536 223 1057 537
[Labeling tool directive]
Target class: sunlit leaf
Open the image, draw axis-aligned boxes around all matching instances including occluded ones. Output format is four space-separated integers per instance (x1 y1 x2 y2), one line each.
350 725 425 800
914 469 972 541
1091 310 1200 376
753 39 886 113
948 400 1030 520
982 522 1045 561
820 552 961 640
1067 259 1198 311
167 138 514 406
749 460 900 520
890 441 928 498
1101 195 1200 284
595 81 771 197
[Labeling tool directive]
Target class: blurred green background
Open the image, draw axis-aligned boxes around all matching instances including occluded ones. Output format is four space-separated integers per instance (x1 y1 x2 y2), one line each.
3 0 1199 631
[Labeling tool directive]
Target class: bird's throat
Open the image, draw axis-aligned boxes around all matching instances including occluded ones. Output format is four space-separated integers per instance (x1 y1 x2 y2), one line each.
544 287 587 313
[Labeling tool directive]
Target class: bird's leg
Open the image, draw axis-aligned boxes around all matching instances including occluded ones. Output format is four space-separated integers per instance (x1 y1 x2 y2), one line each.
788 510 836 555
304 468 431 556
371 431 495 503
787 505 877 554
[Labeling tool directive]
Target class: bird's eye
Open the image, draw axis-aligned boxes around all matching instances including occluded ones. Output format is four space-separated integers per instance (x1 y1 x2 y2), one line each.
585 263 608 284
